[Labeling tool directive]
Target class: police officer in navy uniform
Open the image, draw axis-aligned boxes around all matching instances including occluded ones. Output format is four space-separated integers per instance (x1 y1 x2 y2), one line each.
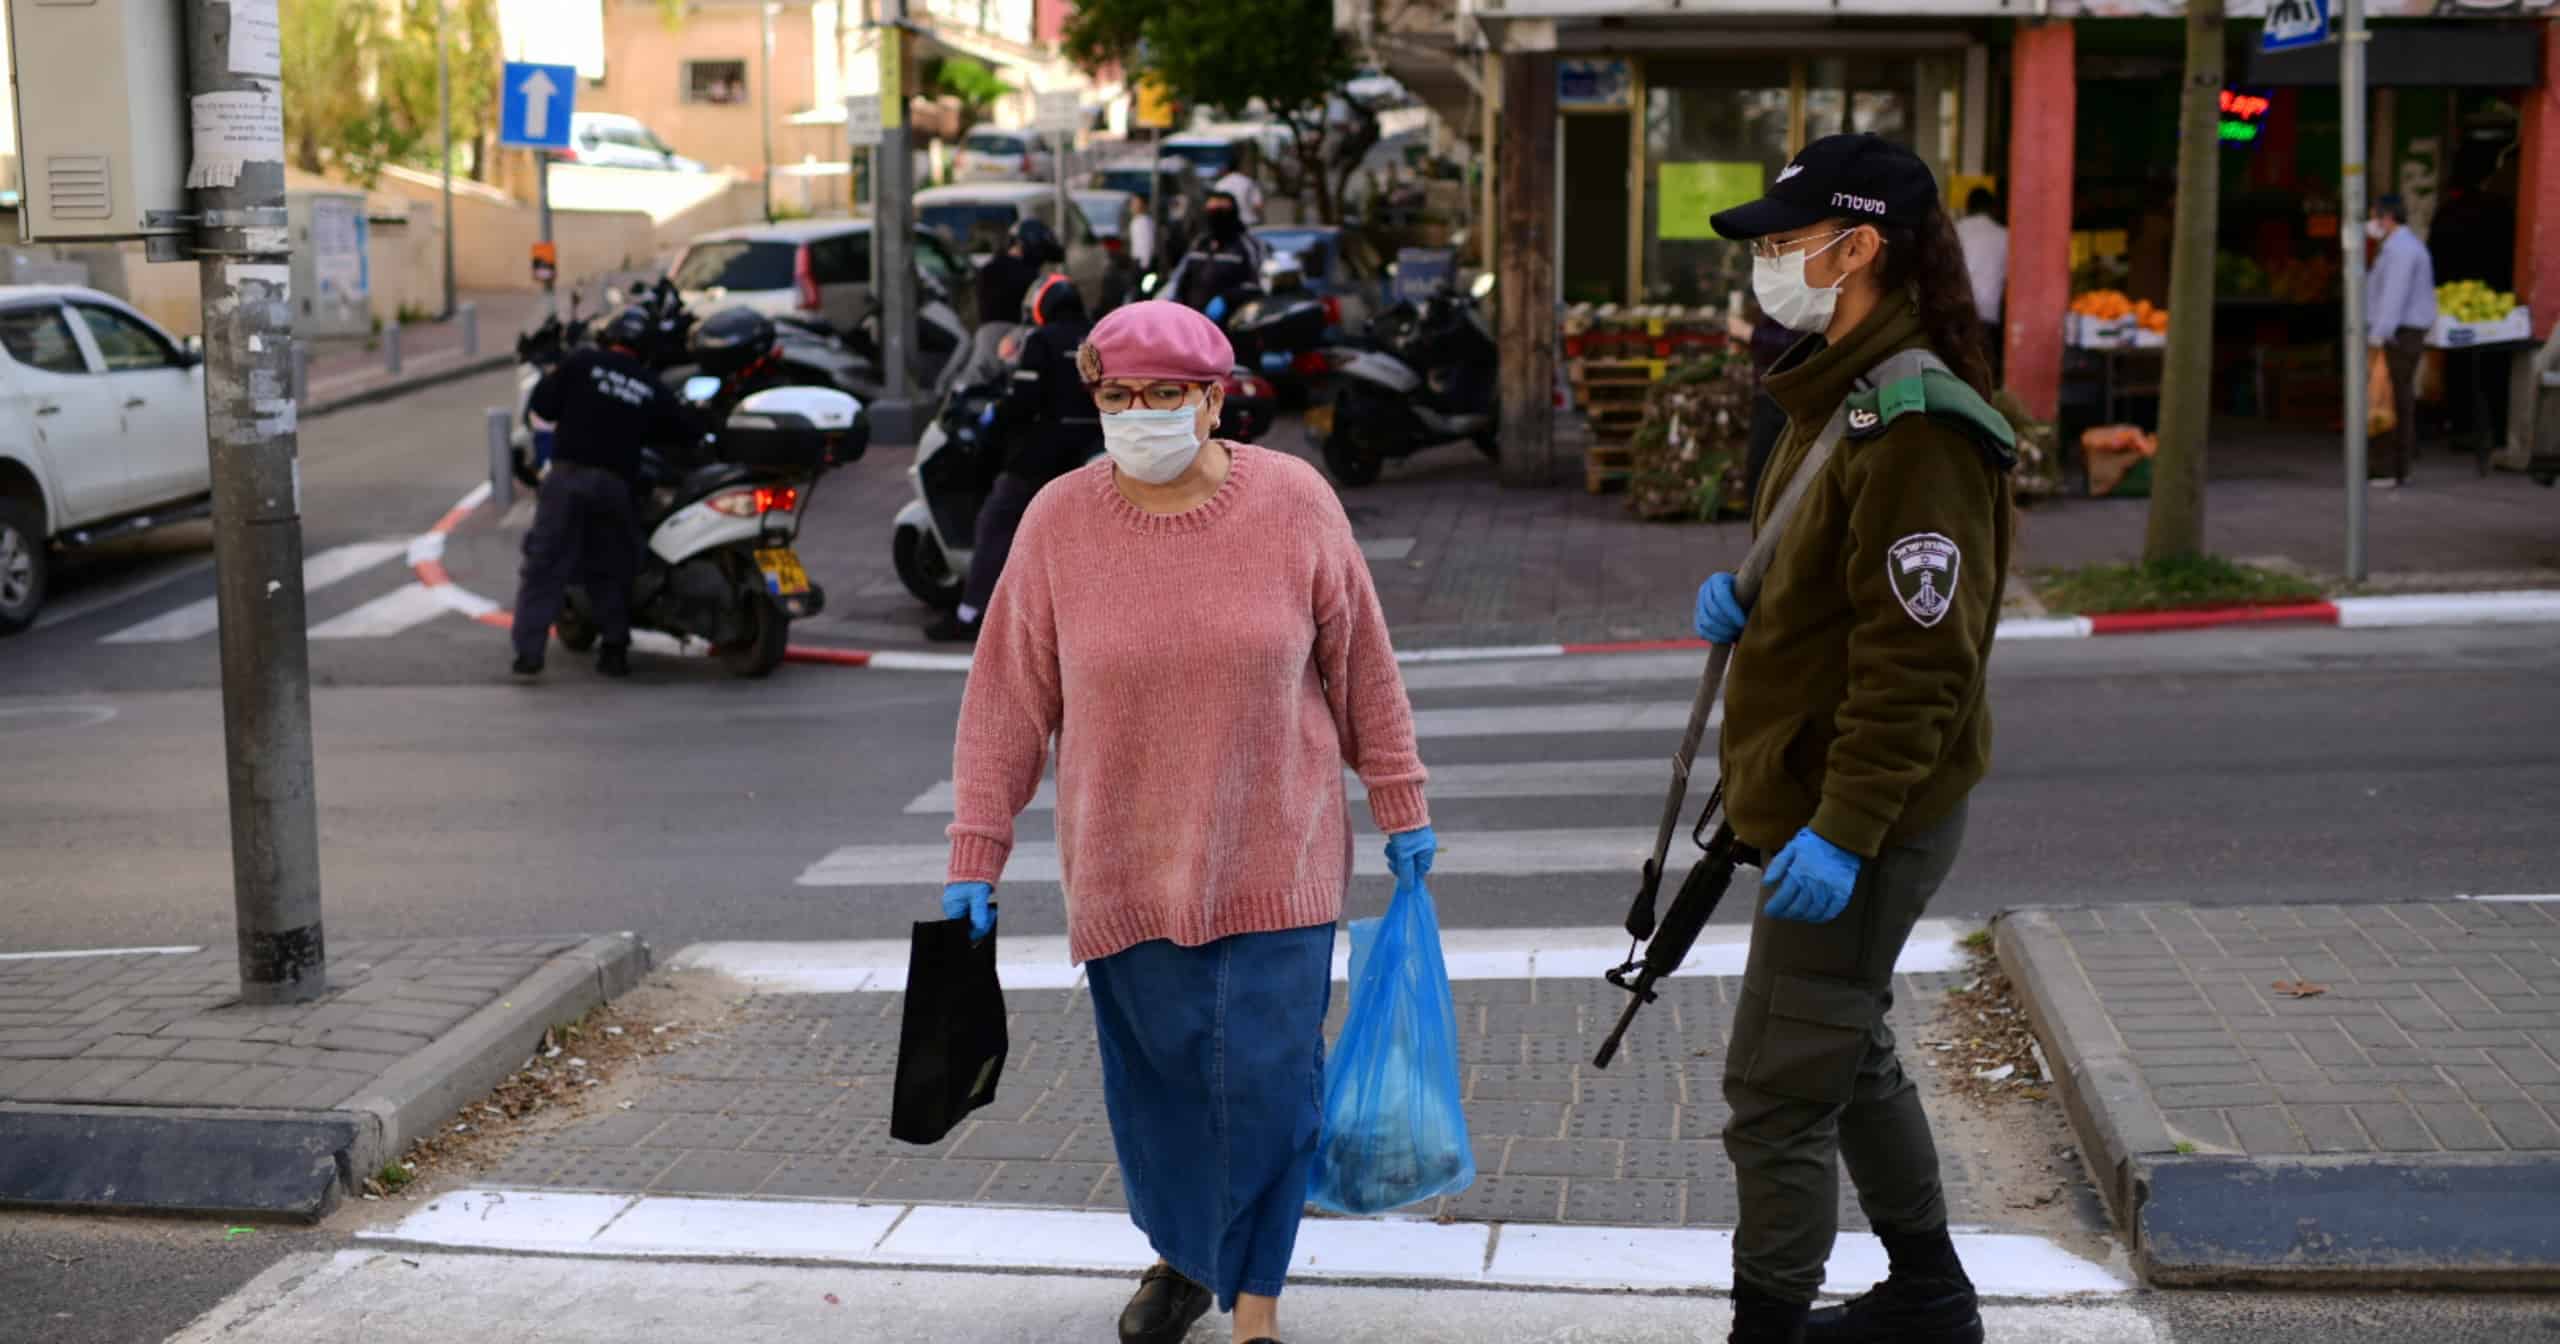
1164 190 1268 320
511 307 689 680
1689 134 2017 1344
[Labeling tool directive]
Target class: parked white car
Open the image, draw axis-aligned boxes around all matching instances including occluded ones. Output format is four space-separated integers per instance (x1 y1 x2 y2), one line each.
952 129 1056 183
564 113 706 172
0 287 210 633
914 183 1113 313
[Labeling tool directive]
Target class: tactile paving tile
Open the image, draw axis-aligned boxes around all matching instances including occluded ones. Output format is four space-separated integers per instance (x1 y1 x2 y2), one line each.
636 1112 772 1150
538 1146 682 1192
978 1160 1112 1208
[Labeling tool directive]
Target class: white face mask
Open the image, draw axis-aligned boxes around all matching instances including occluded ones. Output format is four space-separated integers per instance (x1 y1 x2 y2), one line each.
1101 406 1204 484
2364 218 2390 240
1752 230 1854 334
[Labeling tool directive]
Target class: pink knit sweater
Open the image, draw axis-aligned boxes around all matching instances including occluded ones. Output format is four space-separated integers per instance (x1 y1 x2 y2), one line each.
946 445 1430 964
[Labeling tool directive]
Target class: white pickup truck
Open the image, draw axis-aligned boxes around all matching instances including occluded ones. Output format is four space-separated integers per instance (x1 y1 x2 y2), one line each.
0 286 211 634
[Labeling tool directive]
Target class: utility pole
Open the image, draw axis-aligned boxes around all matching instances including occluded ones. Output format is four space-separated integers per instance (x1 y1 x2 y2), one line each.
439 0 457 320
875 0 917 442
762 1 779 224
185 0 326 1003
539 149 555 317
2341 0 2371 580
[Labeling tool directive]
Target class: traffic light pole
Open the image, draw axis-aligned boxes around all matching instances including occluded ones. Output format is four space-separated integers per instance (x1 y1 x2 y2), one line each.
185 0 327 1003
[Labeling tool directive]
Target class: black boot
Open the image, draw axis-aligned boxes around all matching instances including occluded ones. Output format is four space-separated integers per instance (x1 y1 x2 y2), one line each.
923 611 980 644
1802 1226 1982 1344
1116 1263 1211 1344
1730 1280 1809 1344
596 643 631 679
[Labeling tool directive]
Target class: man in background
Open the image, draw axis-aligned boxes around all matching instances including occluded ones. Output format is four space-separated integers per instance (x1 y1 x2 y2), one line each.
1955 188 2008 383
2366 193 2437 485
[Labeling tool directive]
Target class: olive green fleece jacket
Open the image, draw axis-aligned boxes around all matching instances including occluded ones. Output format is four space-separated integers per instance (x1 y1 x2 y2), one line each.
1719 292 2014 859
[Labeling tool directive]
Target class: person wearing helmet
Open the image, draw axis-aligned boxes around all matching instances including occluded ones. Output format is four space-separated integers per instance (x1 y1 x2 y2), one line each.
977 216 1065 327
511 306 688 680
927 274 1099 642
1164 190 1268 320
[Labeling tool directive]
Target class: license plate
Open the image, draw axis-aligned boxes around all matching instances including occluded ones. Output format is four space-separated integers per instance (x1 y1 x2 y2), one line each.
1305 404 1335 437
755 547 811 597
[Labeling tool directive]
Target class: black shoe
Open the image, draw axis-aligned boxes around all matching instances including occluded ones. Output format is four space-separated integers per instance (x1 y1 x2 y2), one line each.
1804 1225 1982 1344
1117 1263 1211 1344
923 612 980 644
510 656 542 678
596 644 631 679
1730 1280 1809 1344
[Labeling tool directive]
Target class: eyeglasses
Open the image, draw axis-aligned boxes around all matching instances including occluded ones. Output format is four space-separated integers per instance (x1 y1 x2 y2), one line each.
1092 381 1204 414
1750 228 1855 261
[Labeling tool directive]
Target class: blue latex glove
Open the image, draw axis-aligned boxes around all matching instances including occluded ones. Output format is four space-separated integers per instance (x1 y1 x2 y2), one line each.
1384 826 1437 886
1761 829 1860 924
1693 572 1750 645
940 881 995 941
976 403 998 430
1206 295 1230 322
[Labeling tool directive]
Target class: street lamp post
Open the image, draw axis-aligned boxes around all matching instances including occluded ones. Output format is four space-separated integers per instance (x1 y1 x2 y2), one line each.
439 0 456 320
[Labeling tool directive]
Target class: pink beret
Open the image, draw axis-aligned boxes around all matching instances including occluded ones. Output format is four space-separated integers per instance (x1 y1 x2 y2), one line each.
1078 301 1233 384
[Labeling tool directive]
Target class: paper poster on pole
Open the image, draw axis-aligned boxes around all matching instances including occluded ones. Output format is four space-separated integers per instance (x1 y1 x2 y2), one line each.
1657 162 1761 240
188 89 286 190
845 95 882 147
229 0 283 77
1035 90 1082 136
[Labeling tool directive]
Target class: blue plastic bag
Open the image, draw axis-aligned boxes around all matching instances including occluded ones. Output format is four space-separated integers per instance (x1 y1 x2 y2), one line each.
1307 874 1476 1215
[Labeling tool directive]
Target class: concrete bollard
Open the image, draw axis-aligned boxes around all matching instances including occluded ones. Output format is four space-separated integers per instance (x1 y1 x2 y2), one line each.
460 301 479 358
488 407 514 510
385 316 403 377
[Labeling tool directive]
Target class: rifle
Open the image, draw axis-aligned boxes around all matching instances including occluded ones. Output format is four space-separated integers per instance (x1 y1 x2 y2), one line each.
1592 403 1852 1070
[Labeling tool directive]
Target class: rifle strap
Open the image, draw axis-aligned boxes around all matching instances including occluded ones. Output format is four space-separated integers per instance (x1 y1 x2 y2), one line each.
1638 404 1852 923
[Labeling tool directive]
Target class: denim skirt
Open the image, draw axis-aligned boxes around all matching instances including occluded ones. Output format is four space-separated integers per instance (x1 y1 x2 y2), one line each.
1084 922 1337 1310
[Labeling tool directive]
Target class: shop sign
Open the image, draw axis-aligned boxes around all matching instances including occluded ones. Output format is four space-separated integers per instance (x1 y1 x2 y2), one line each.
1558 59 1632 111
2219 88 2274 145
1657 162 1762 241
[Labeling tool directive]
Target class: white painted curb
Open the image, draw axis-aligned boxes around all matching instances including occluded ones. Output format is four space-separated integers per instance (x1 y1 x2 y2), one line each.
2333 590 2560 628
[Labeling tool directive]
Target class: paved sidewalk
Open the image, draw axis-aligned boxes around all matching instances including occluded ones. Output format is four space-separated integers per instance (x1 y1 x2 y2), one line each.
303 290 549 418
481 964 2042 1235
2000 899 2560 1285
0 934 647 1218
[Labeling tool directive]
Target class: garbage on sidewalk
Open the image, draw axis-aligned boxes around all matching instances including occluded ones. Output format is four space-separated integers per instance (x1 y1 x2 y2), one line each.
1308 875 1474 1215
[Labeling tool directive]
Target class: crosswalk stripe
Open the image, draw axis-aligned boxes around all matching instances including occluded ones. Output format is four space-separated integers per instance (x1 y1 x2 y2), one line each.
796 827 1657 887
903 758 1689 815
307 583 457 640
99 541 408 644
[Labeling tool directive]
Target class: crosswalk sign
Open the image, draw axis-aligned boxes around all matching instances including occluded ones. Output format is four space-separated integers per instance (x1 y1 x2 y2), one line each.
2261 0 2330 53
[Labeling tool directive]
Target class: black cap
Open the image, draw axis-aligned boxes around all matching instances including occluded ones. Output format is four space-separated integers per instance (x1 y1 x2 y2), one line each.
1711 133 1940 241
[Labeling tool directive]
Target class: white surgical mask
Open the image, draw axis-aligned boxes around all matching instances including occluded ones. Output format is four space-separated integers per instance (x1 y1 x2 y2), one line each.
1101 406 1204 484
1752 231 1853 333
2364 218 2390 241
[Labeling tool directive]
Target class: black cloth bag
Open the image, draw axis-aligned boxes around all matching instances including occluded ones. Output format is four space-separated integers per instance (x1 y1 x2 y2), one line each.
890 916 1009 1144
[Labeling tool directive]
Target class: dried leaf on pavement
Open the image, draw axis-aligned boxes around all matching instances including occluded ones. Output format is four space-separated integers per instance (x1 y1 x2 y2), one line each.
2271 979 2328 999
1933 937 2048 1106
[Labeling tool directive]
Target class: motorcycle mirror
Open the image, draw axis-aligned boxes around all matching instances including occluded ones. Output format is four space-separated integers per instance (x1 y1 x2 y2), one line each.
681 374 723 405
1470 272 1497 300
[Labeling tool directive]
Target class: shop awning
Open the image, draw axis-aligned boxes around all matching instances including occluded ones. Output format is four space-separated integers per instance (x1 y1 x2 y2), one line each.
2246 23 2544 86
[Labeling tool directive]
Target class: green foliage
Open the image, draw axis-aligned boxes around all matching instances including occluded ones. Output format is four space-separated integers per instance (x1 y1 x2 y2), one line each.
927 57 1016 127
284 0 505 186
2034 555 2325 616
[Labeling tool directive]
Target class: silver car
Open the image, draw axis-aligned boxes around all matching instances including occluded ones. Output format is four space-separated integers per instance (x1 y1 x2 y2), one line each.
669 220 976 333
913 183 1111 313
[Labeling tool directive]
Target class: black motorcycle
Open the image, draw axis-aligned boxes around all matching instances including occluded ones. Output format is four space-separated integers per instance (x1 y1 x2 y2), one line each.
1312 274 1499 487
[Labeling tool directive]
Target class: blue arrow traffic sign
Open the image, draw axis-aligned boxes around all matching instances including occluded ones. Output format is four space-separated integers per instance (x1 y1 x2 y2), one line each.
2261 0 2330 52
500 62 577 151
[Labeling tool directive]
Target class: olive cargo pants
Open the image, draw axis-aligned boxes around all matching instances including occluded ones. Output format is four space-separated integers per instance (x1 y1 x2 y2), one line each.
1722 802 1968 1303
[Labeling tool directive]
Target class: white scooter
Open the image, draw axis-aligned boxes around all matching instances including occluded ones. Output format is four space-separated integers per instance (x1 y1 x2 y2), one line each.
555 382 865 678
891 324 1023 609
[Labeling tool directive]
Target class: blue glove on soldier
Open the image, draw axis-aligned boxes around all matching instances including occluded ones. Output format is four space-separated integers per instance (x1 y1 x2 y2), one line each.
976 403 999 430
941 881 995 941
1384 827 1438 886
1693 573 1750 645
1761 829 1860 924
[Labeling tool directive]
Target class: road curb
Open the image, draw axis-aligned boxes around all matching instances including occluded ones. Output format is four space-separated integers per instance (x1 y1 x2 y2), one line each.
1992 909 2177 1233
339 932 651 1183
306 351 516 420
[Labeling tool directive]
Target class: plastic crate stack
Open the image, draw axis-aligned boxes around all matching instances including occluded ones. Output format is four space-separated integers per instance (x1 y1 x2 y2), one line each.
1563 305 1728 494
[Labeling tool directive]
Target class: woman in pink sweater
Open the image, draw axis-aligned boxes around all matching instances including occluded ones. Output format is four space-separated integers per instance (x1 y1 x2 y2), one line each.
942 302 1434 1344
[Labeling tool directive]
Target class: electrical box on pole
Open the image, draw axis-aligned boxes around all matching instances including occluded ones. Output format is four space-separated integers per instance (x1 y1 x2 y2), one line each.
3 0 195 245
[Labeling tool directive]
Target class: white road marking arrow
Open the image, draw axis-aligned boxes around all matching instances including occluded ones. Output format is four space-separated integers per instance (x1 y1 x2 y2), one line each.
518 68 559 141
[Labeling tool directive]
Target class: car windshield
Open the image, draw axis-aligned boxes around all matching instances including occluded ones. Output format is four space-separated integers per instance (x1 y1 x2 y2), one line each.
671 240 797 292
1162 142 1235 176
963 133 1025 156
1095 169 1152 197
920 203 1032 257
1255 231 1337 284
1077 195 1128 235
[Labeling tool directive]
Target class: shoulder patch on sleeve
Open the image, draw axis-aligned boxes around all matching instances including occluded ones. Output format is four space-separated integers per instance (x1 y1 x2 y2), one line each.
1885 532 1961 627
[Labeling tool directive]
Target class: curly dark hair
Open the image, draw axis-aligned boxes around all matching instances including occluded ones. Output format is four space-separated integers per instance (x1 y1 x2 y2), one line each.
1874 202 1996 399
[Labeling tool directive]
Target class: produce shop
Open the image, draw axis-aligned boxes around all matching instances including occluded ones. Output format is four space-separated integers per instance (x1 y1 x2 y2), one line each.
2056 16 2546 449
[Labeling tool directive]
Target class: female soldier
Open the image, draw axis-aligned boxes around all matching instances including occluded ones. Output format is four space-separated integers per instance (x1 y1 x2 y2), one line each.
940 301 1437 1344
1690 133 2016 1344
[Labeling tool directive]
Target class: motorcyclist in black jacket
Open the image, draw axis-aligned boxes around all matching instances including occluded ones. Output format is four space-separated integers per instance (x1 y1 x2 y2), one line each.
1164 190 1268 320
512 307 689 679
975 217 1065 327
926 274 1099 643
